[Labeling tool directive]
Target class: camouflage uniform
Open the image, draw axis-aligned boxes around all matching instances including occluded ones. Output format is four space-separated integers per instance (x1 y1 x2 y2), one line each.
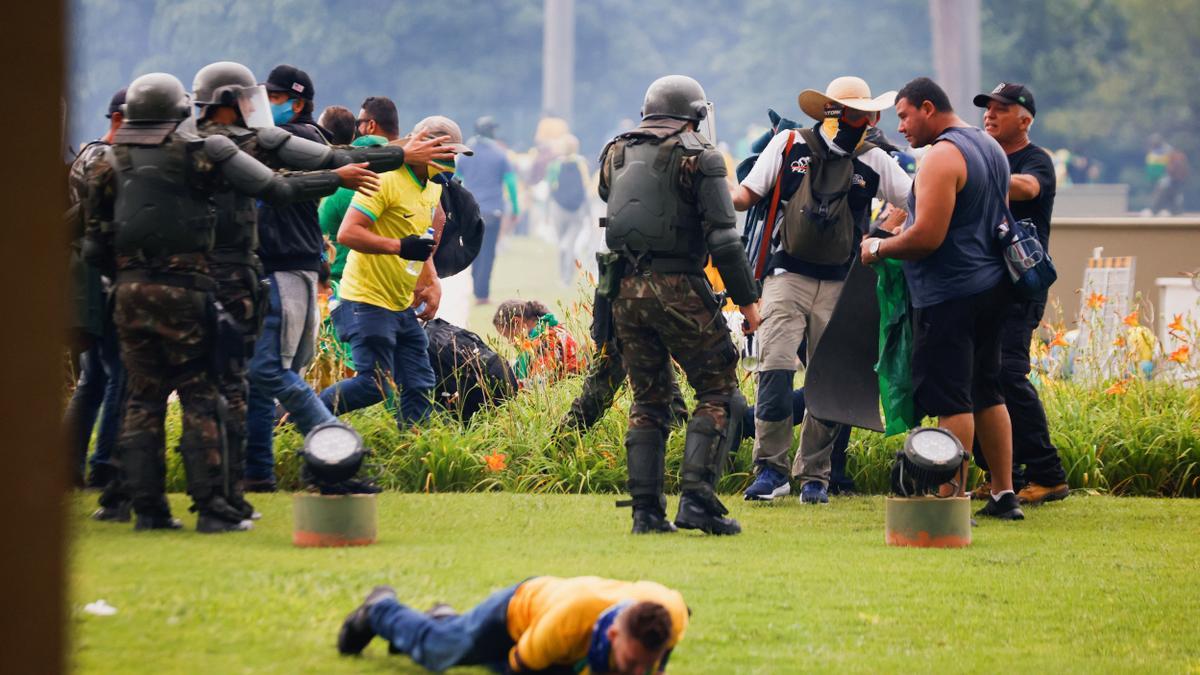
83 73 348 530
196 119 270 515
599 96 759 535
559 314 687 433
83 139 234 525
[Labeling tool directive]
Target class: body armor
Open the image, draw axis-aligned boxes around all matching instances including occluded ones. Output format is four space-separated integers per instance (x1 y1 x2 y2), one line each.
603 130 708 263
109 136 216 263
197 122 261 263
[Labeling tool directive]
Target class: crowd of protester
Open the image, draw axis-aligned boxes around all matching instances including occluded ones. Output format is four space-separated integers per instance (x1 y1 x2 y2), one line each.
67 59 1086 534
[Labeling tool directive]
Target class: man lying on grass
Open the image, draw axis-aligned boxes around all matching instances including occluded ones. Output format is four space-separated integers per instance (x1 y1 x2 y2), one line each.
338 575 688 673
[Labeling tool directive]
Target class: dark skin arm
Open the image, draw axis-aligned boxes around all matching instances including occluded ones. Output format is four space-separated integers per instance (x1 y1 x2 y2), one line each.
861 140 965 264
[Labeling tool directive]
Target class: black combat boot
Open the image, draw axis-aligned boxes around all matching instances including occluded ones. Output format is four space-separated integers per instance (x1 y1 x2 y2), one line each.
674 415 741 535
622 428 676 534
195 496 254 533
133 495 182 530
183 447 252 533
675 491 741 535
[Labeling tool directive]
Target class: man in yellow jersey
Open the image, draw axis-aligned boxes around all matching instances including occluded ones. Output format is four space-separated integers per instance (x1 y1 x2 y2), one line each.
318 116 471 426
338 575 688 674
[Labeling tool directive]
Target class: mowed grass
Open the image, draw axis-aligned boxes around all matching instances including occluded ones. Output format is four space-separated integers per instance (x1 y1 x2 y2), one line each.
70 493 1200 674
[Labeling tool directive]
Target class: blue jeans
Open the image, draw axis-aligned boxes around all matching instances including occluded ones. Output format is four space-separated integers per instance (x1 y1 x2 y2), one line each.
64 321 125 480
472 211 502 300
245 275 335 482
369 584 518 672
319 301 435 426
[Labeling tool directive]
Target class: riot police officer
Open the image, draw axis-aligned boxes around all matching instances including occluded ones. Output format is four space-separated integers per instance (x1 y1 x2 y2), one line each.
187 61 448 518
600 75 762 535
83 72 374 532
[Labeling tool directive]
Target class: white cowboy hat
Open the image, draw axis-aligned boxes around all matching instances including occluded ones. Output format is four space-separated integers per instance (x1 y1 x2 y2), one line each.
798 76 897 121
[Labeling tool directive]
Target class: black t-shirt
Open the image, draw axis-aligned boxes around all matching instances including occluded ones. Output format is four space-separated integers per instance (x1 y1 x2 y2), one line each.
1007 143 1056 252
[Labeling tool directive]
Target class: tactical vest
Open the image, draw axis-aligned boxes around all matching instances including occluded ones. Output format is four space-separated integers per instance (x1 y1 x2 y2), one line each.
110 135 217 263
201 124 260 263
604 131 706 265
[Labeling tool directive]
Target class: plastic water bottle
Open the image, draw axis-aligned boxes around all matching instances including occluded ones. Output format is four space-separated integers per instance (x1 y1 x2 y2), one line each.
406 225 435 276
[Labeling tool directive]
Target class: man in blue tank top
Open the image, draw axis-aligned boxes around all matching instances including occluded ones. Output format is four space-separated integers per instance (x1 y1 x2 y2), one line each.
860 77 1024 521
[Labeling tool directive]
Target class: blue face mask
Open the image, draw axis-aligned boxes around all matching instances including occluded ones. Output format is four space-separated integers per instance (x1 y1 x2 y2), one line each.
271 99 296 125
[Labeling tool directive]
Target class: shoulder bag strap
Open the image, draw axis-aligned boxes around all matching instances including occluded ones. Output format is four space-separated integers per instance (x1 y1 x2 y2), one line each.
754 130 796 279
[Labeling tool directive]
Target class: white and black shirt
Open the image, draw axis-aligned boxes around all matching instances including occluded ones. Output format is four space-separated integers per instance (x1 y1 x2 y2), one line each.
742 123 912 280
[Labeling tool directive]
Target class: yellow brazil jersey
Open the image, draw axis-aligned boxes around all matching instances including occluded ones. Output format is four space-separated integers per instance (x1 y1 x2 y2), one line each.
339 165 442 311
505 576 689 673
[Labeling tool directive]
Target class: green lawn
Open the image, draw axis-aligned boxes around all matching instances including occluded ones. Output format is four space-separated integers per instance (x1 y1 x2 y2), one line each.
70 493 1200 673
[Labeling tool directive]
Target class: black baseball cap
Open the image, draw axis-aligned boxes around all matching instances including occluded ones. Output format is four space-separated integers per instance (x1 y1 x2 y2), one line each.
262 64 315 101
973 82 1036 117
105 87 127 118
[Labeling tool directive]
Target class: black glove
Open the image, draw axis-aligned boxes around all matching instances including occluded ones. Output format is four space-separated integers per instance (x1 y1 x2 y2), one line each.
397 235 436 261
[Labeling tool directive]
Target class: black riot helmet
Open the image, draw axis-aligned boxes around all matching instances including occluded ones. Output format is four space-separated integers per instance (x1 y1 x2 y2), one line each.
641 75 709 122
122 72 192 123
192 61 274 128
193 61 257 106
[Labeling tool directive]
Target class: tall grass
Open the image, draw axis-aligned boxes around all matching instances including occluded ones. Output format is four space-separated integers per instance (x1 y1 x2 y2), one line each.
153 274 1199 498
160 372 1200 497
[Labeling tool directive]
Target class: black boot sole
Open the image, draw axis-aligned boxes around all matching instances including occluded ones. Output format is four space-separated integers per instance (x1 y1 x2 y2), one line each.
674 515 742 536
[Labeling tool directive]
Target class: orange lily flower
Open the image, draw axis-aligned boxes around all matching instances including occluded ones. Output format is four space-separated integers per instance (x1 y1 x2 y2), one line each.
1169 345 1190 364
1168 314 1186 333
1049 331 1069 348
1122 310 1139 327
1112 335 1126 348
1085 292 1107 310
484 452 508 472
1104 378 1130 395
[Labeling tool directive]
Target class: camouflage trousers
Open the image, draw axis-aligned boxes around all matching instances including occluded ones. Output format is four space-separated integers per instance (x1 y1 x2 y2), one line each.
611 271 739 433
210 261 264 499
113 279 222 516
562 340 688 432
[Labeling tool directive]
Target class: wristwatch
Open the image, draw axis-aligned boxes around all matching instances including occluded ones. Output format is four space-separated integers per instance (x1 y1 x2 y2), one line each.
869 239 882 260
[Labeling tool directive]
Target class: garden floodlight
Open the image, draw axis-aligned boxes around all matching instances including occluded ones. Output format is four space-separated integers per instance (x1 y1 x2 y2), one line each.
890 427 968 497
302 422 366 490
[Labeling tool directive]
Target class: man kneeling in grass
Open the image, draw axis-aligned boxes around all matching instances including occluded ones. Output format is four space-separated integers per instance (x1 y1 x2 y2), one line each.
338 575 688 673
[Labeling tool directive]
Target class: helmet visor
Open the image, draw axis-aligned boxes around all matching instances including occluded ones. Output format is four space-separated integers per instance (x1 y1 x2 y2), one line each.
236 85 275 129
697 101 716 144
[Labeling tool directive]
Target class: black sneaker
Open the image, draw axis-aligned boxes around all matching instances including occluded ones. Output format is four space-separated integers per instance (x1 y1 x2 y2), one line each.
674 492 741 535
91 502 131 523
134 514 183 530
976 492 1025 520
338 586 397 655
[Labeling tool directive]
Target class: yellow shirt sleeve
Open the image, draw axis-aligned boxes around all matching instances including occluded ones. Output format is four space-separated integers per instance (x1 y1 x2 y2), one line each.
349 179 391 221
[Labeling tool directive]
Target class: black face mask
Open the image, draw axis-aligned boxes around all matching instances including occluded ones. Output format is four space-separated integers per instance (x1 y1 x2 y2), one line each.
832 116 869 154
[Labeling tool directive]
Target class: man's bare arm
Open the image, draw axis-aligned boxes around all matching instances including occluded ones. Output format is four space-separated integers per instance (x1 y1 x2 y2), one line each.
874 142 964 261
1009 173 1041 201
336 207 402 255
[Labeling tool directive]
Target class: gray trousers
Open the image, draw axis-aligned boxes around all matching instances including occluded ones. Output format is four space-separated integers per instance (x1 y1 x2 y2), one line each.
752 271 845 486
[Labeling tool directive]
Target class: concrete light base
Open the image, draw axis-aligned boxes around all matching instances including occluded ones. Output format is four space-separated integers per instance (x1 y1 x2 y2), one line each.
292 493 377 548
885 496 971 548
